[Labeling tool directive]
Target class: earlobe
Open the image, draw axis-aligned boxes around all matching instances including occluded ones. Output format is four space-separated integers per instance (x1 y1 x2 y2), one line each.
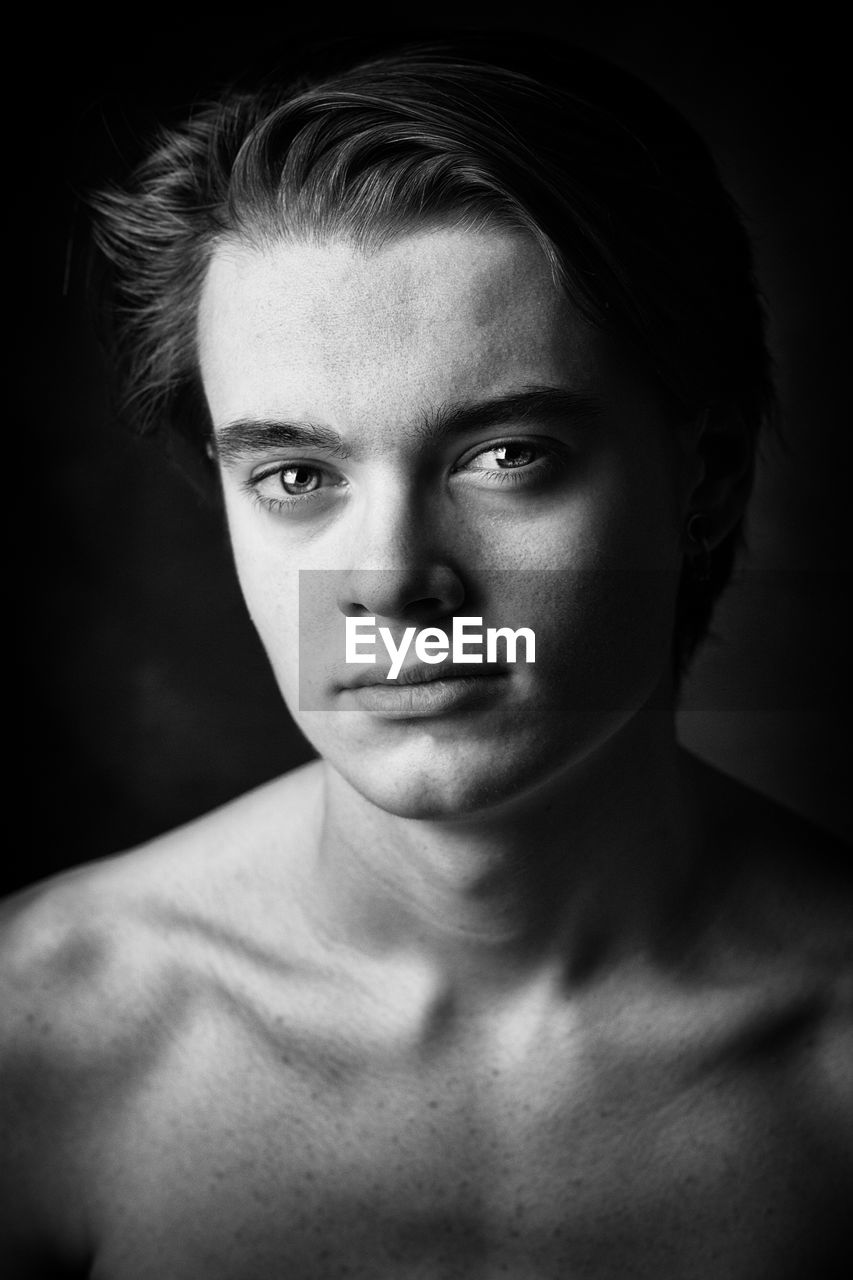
683 408 755 546
684 512 712 583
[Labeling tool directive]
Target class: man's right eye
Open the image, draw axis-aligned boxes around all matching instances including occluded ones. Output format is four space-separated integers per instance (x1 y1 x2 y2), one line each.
277 465 324 495
244 462 344 513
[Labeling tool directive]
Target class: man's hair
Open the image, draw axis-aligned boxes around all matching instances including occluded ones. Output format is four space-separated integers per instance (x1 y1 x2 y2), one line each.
91 33 776 673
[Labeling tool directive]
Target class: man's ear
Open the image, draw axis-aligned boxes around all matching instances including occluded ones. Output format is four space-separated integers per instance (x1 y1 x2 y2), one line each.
681 408 755 547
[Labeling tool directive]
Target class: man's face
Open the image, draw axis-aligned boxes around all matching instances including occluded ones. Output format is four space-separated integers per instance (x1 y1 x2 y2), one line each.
199 226 687 818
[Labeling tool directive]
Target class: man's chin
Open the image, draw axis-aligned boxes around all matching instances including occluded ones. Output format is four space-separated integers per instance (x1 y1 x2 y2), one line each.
314 735 569 823
342 775 508 821
294 697 651 822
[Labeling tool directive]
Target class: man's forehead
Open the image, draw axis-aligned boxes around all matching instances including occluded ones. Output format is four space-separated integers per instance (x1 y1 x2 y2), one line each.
204 223 555 305
197 226 599 426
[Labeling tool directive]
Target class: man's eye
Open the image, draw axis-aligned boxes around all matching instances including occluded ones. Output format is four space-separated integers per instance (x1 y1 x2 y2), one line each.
453 438 568 493
245 462 341 514
278 465 323 495
468 442 539 471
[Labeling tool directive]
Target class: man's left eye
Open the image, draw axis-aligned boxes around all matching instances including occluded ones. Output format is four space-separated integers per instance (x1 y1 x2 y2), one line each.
278 464 324 494
466 442 540 471
454 438 568 491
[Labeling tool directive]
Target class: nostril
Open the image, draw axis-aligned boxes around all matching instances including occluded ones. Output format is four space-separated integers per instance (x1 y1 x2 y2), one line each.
407 597 444 619
334 563 467 625
345 597 451 625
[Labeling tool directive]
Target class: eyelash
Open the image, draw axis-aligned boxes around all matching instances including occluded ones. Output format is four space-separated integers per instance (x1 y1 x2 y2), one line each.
244 464 342 515
244 439 565 514
456 440 563 485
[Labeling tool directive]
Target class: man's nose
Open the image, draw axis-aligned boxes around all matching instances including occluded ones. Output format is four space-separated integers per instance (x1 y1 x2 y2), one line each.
337 564 465 624
334 486 466 624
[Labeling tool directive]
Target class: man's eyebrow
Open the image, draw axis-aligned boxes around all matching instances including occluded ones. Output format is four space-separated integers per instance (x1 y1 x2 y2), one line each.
419 386 603 441
212 387 602 465
213 420 351 466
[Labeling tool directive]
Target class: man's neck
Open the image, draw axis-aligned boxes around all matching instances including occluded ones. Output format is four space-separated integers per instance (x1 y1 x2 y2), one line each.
309 705 701 1003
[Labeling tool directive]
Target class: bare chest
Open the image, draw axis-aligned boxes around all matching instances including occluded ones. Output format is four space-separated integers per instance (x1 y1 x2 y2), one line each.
80 1012 831 1280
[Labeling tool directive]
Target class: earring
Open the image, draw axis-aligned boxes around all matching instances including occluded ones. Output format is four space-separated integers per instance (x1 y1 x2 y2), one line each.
685 513 711 584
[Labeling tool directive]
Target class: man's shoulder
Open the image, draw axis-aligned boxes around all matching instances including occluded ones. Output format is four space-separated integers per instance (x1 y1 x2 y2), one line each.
0 855 178 1086
0 762 324 1071
686 753 852 997
0 851 180 1263
685 754 853 1164
683 745 842 873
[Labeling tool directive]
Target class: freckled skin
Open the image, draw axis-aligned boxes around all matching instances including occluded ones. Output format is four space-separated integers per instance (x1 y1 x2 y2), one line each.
2 764 851 1279
201 230 684 819
1 230 851 1278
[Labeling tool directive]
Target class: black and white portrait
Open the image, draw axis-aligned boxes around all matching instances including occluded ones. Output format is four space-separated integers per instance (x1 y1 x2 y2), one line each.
4 8 851 1278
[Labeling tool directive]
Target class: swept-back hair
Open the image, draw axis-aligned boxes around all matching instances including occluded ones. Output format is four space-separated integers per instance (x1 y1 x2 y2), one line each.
91 34 776 671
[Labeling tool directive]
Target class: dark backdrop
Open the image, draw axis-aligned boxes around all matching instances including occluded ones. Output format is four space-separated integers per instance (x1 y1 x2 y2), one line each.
14 4 850 896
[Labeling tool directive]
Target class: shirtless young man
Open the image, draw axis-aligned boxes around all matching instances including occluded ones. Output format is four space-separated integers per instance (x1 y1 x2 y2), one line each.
2 35 851 1280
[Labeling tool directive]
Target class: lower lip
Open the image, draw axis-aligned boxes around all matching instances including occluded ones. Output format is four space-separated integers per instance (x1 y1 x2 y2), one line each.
340 674 507 719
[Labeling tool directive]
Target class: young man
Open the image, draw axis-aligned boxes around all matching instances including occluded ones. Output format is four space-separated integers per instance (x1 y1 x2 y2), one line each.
3 35 851 1279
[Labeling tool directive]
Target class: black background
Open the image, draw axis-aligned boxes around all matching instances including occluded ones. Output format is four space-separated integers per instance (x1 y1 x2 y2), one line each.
14 4 850 895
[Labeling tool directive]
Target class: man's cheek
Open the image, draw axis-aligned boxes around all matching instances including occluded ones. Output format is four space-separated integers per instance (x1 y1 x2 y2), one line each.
233 564 302 686
529 569 674 707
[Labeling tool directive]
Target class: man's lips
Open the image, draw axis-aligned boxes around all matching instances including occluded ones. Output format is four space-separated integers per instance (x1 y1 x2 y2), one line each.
338 661 508 691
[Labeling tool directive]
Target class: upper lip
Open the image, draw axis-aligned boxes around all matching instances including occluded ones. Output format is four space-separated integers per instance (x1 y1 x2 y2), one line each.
340 661 508 691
